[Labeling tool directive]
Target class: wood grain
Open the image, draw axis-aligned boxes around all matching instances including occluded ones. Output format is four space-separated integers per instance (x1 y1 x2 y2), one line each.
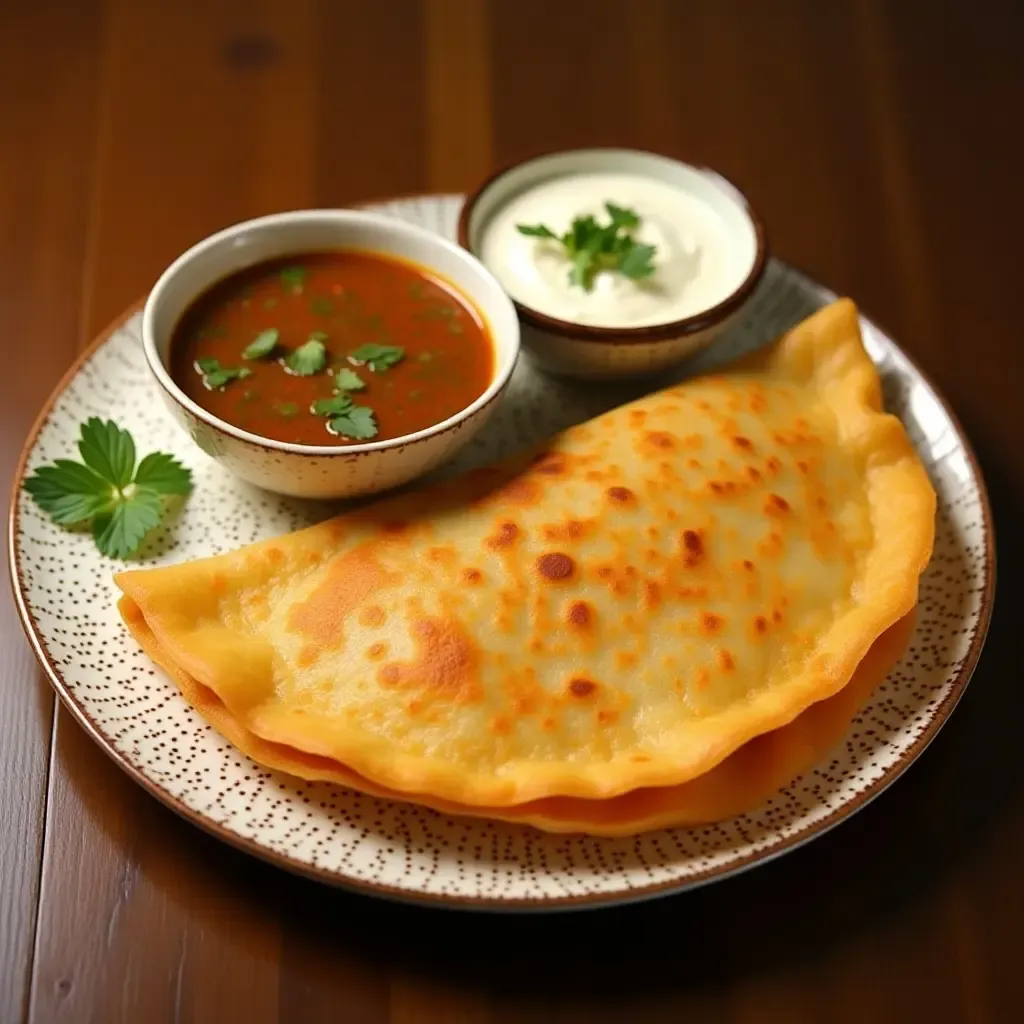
0 3 102 1020
2 0 1023 1021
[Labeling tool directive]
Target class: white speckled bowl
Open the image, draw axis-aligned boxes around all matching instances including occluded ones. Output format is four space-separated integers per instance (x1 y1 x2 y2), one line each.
143 209 520 500
459 148 768 381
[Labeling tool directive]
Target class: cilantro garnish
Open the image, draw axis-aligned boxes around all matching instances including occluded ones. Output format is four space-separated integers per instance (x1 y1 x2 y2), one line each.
23 419 192 559
312 371 377 438
311 394 354 417
285 336 328 376
327 405 378 440
242 328 279 360
332 368 365 392
349 343 404 372
280 265 306 291
517 224 558 240
195 357 252 390
516 201 657 292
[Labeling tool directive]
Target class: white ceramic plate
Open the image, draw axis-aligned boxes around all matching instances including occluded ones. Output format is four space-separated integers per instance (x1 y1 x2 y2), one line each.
9 195 994 911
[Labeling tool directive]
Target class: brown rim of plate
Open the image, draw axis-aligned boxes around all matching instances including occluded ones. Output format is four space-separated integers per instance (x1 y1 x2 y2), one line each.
456 147 771 345
7 262 995 914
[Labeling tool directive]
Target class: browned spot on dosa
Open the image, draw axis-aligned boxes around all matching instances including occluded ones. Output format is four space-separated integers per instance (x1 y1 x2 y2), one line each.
377 617 483 704
567 677 598 698
699 611 724 636
681 529 704 567
536 552 576 582
486 520 520 550
288 548 393 646
566 600 594 629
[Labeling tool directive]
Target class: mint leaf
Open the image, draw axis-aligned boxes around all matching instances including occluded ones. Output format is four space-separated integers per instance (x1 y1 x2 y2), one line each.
133 452 193 495
285 338 327 376
328 405 378 440
23 420 194 559
332 368 365 392
91 488 163 559
78 417 136 488
23 461 114 524
349 343 404 372
242 328 279 360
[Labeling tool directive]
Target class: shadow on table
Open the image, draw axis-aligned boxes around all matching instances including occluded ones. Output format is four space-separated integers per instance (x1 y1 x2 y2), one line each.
108 437 1020 1009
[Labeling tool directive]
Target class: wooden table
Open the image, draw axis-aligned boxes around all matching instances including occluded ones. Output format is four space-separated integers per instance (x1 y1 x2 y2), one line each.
2 1 1022 1021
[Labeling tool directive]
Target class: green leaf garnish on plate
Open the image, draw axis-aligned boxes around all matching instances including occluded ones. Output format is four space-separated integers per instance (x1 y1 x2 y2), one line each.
328 405 378 440
285 337 328 376
22 460 113 525
23 419 192 559
195 357 252 390
92 489 164 562
242 328 279 360
516 201 658 292
78 416 137 487
332 368 366 392
132 451 194 494
349 343 404 372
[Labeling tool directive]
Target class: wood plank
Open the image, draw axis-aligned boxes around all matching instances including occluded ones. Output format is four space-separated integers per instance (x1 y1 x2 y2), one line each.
422 0 493 193
0 3 102 1020
313 0 428 208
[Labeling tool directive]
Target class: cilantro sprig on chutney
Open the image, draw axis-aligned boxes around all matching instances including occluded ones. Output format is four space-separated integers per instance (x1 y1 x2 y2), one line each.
517 202 657 292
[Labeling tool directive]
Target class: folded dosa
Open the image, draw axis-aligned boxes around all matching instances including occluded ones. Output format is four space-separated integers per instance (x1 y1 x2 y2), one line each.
120 598 913 835
116 299 936 808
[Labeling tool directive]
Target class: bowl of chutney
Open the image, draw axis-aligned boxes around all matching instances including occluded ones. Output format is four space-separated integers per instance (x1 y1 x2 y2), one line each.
142 209 520 499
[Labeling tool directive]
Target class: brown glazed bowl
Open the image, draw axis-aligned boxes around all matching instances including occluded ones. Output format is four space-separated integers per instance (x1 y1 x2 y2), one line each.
459 147 768 381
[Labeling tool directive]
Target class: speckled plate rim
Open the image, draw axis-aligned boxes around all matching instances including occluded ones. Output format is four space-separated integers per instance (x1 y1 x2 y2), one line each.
7 211 996 913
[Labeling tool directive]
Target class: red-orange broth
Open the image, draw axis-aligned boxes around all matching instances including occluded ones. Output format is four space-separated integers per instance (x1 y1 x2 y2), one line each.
169 251 495 445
